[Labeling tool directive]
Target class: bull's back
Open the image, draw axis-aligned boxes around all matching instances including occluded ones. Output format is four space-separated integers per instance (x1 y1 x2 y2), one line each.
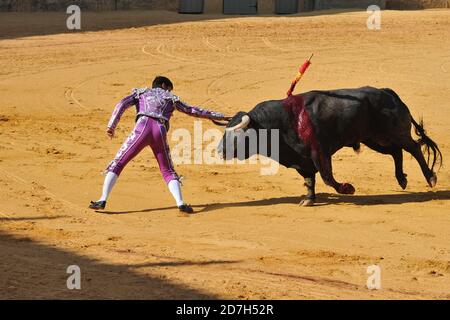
301 87 410 150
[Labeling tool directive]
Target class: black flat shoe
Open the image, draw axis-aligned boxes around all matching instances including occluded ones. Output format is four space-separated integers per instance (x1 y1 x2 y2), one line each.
89 201 106 210
178 204 194 214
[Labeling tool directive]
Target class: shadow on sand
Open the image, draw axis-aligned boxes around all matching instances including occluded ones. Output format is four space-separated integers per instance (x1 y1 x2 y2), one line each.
0 228 236 299
0 215 67 222
0 9 374 40
101 190 450 215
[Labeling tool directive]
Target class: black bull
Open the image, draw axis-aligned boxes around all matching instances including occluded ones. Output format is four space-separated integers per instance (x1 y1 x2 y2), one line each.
217 86 442 206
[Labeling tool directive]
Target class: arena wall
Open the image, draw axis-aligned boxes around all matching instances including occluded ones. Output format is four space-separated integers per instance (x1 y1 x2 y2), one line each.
386 0 450 9
204 0 221 13
205 1 314 14
0 0 177 11
0 0 314 13
259 0 276 14
314 0 386 9
0 0 448 12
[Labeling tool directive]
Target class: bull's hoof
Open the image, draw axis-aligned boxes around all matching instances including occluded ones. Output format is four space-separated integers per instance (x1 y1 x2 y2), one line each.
300 199 315 207
428 173 437 188
338 183 355 195
397 174 408 190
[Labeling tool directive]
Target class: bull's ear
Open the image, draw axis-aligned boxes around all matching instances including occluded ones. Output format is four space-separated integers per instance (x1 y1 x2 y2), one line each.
226 115 251 132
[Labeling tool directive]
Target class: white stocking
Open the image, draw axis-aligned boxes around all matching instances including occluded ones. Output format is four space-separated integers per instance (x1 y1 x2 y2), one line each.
98 172 118 202
168 179 184 207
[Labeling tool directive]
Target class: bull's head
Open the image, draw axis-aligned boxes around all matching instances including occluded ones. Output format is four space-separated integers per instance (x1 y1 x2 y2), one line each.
217 112 258 161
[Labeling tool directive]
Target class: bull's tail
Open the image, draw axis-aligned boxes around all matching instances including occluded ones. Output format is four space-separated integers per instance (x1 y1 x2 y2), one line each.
411 116 443 172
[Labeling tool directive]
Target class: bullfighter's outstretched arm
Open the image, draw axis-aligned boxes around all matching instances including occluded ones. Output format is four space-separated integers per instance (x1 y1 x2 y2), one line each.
175 100 229 121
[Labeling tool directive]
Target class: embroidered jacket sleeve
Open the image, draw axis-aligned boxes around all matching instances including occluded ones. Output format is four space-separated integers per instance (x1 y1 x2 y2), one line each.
172 94 226 120
107 92 138 130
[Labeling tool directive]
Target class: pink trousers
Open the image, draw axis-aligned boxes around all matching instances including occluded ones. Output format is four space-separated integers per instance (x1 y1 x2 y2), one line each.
106 116 179 184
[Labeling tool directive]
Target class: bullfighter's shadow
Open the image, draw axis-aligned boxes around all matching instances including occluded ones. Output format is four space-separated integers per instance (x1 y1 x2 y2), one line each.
101 190 450 215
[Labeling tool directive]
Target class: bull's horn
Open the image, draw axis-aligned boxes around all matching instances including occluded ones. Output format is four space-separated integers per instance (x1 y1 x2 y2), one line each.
212 119 230 126
226 115 250 132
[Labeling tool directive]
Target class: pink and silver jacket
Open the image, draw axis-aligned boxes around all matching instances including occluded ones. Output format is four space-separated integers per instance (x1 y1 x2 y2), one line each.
107 87 226 130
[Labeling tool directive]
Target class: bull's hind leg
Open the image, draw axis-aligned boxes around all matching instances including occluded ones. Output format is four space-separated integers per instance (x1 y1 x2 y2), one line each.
311 150 355 195
363 141 407 189
393 148 408 189
401 138 436 187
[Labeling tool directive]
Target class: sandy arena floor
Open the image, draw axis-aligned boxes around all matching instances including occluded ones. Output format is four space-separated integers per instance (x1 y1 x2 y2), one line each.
0 9 449 299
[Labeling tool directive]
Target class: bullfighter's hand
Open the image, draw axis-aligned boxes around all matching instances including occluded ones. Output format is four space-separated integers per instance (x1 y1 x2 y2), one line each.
107 128 115 139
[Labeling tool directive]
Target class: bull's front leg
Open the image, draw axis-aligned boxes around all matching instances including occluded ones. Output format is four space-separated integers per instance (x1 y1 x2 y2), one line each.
296 169 316 207
302 176 316 206
311 149 355 195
